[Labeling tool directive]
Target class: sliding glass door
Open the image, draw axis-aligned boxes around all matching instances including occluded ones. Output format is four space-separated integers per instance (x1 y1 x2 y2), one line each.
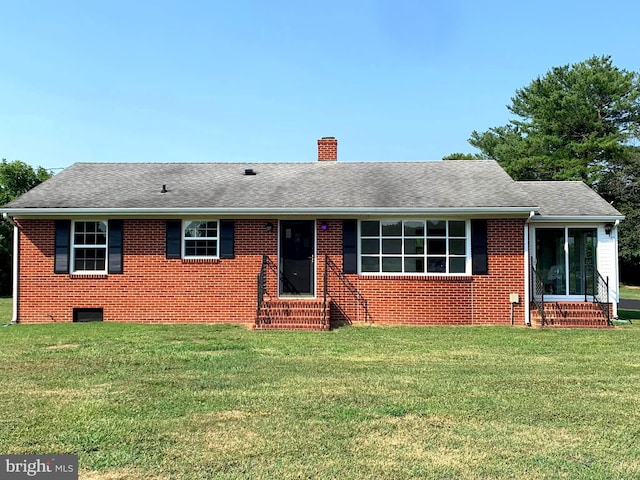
534 227 597 297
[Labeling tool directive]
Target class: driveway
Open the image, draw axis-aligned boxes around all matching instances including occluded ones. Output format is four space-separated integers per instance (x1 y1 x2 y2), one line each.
619 299 640 310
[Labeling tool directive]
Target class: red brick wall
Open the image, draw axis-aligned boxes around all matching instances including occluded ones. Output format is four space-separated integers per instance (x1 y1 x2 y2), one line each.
15 218 525 326
17 219 278 324
340 219 526 325
470 219 526 325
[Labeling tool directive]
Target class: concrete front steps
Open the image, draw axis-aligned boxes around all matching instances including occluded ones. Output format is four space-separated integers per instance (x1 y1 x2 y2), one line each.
530 301 611 328
255 300 329 331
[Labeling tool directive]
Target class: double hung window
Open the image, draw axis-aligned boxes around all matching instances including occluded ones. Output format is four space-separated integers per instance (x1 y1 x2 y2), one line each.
183 220 219 257
72 221 108 273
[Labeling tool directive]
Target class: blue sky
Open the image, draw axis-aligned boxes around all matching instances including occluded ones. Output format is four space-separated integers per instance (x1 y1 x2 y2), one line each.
1 0 639 171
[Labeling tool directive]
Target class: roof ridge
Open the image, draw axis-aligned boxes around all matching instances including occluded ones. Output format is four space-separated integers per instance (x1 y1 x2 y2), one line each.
68 159 498 166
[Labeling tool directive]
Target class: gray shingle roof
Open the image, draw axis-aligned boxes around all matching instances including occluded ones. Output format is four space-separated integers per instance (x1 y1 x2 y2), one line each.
3 160 533 211
518 181 622 217
0 160 623 219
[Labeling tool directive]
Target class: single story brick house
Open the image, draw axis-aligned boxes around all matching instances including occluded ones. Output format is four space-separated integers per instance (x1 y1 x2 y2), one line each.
0 138 624 329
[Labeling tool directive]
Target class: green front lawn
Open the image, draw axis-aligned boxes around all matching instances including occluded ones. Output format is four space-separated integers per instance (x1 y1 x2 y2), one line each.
617 309 640 323
0 296 11 324
1 322 639 479
620 284 640 301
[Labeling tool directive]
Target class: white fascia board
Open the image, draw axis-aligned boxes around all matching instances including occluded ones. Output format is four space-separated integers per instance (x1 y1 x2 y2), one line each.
2 206 539 218
528 215 625 223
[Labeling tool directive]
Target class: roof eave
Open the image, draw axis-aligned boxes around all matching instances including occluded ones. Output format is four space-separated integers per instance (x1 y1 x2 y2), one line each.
2 206 539 218
529 214 625 223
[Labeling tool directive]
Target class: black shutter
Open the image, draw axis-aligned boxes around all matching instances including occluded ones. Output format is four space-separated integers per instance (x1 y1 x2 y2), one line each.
471 219 488 275
220 220 235 259
108 220 124 274
166 220 181 259
342 219 357 274
54 220 71 274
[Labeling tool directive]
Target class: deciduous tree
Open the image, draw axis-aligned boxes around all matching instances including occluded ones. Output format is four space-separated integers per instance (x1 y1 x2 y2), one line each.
0 159 52 295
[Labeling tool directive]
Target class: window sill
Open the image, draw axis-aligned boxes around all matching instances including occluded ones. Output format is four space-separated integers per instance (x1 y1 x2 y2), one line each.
359 274 473 282
69 273 109 280
181 258 221 264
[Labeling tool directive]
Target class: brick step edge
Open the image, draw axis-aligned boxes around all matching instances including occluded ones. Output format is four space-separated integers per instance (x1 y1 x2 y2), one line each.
254 323 329 331
259 309 325 315
258 317 326 324
531 320 611 328
532 319 609 327
532 324 611 329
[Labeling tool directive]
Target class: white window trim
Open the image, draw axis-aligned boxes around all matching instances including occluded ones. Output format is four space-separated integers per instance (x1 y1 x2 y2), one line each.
182 219 220 259
358 219 471 275
71 220 108 274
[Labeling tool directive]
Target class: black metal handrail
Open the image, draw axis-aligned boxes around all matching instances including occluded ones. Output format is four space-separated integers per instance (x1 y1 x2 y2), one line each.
592 269 611 325
530 258 546 326
322 257 329 326
256 256 267 322
323 255 371 325
256 255 278 325
584 260 611 325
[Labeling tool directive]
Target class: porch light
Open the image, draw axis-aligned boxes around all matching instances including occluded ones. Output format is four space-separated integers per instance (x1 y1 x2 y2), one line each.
320 222 328 231
265 222 274 232
604 223 614 235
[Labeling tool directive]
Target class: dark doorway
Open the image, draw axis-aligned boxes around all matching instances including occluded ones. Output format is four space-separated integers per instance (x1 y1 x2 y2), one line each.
280 220 315 295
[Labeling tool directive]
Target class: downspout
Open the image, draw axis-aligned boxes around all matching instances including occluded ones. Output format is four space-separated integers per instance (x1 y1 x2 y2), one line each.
523 211 536 326
2 213 18 324
612 219 620 319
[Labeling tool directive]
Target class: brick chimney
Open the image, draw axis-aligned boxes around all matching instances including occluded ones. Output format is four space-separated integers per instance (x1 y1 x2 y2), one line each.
317 137 337 161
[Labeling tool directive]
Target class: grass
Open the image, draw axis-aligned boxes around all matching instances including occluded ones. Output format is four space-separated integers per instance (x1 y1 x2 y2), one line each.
1 319 639 479
620 283 640 301
0 296 11 324
617 284 640 323
617 309 639 323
